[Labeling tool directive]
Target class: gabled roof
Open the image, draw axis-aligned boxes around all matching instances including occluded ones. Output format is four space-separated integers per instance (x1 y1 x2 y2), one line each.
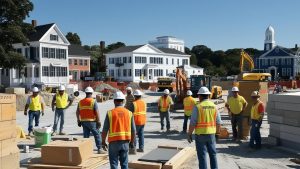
69 44 90 57
107 45 144 54
27 23 55 41
259 46 295 58
158 48 186 55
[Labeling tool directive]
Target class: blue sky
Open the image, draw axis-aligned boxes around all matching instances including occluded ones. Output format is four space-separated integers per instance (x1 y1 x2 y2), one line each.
26 0 300 51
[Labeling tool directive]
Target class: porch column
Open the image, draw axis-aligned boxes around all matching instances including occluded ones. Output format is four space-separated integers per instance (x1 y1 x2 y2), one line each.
31 64 35 84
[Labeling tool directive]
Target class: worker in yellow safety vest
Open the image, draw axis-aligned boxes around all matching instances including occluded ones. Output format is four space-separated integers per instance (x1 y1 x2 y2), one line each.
24 87 45 136
102 91 136 169
51 85 73 135
249 91 265 149
188 87 221 169
182 90 197 133
157 89 174 131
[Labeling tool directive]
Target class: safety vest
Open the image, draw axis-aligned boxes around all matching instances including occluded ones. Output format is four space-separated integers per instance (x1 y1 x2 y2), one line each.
108 107 132 143
195 100 217 135
29 95 42 111
79 98 97 121
183 96 196 116
251 101 263 120
133 99 147 125
56 93 68 109
159 96 172 112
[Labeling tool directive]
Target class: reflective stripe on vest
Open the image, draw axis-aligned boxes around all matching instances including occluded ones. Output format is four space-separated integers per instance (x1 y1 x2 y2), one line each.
29 95 42 111
184 96 196 116
251 101 263 120
195 100 217 135
159 96 172 112
108 107 132 143
133 99 147 125
79 98 96 121
56 93 68 108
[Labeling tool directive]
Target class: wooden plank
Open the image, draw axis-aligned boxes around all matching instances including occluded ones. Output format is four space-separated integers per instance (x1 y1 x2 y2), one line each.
157 145 183 150
163 147 196 169
128 161 162 169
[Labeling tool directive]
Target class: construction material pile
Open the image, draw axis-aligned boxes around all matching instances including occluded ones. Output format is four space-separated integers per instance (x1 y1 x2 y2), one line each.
267 92 300 151
0 94 19 169
29 139 109 168
95 83 117 93
127 82 141 91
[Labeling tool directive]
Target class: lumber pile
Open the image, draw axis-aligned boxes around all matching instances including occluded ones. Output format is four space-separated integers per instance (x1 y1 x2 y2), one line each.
28 139 109 168
0 94 19 169
267 92 300 151
129 145 195 169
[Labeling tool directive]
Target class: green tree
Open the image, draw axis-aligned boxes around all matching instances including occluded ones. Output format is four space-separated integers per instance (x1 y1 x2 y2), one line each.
190 53 197 66
0 0 34 69
105 42 125 53
65 32 82 45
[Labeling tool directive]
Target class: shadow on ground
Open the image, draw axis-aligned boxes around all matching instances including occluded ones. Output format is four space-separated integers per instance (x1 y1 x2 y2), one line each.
144 130 187 141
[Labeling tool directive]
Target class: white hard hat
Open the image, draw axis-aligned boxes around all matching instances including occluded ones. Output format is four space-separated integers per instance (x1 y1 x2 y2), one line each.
133 90 143 96
187 90 192 96
251 91 260 97
197 87 211 95
32 87 39 93
85 87 94 93
232 87 239 92
58 85 65 91
113 91 125 100
126 87 132 91
164 89 170 95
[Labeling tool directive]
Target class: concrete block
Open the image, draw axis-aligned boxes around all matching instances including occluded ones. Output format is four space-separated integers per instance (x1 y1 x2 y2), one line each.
269 122 281 131
5 87 25 95
268 135 280 146
283 110 300 119
280 132 300 144
269 129 280 138
269 92 300 104
268 115 283 123
282 118 300 127
275 102 300 112
280 124 300 136
280 139 300 152
267 108 282 116
266 102 275 113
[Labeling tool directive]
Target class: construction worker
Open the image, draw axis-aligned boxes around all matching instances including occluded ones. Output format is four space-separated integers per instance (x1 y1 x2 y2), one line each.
158 89 174 131
129 89 146 152
249 91 264 149
24 87 45 136
225 86 247 141
125 87 134 110
102 91 136 169
76 87 105 154
51 85 73 135
188 87 221 169
183 90 197 133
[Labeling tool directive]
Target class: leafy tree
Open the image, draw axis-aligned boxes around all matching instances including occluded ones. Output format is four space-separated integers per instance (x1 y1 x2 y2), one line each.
83 45 90 51
105 42 125 53
190 53 197 66
0 0 34 69
66 32 81 45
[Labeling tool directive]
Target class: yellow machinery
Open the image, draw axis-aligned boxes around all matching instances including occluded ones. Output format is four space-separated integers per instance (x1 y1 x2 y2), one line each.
157 77 174 92
240 50 271 81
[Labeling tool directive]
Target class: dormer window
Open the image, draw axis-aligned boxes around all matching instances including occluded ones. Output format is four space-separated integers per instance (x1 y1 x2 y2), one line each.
50 34 58 41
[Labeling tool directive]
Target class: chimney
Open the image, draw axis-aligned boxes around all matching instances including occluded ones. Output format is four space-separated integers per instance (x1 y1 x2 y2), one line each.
100 41 105 50
31 20 37 27
295 44 298 49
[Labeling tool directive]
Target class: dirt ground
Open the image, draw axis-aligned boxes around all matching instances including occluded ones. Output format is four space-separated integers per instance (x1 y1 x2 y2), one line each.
17 91 300 169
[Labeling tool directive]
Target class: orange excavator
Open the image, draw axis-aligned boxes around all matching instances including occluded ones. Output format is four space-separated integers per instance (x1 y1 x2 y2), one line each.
175 66 189 103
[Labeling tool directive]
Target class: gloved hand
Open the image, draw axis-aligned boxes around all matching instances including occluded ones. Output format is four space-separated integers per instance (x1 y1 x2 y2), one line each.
52 107 55 112
102 142 108 151
24 111 27 116
96 122 101 129
129 141 135 148
77 120 82 127
187 133 193 143
41 111 44 116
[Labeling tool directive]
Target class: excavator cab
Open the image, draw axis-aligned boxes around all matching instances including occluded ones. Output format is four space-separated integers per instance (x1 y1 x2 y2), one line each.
190 75 212 97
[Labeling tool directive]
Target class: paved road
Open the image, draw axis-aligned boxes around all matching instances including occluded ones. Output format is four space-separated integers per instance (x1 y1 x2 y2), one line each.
17 91 300 169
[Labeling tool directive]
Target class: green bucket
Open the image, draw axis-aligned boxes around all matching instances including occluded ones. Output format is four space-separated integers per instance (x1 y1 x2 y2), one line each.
34 127 52 147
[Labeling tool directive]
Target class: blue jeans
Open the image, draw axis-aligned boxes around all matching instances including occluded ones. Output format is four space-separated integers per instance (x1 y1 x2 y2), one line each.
249 120 262 148
231 114 243 139
195 134 218 169
135 125 145 149
53 108 65 132
28 110 41 132
109 141 129 169
81 121 101 150
183 115 190 131
159 111 170 130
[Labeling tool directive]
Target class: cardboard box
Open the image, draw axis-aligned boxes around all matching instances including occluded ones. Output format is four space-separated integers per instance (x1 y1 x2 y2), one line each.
41 139 93 166
0 94 16 104
5 87 25 95
0 120 17 141
0 146 19 169
0 103 16 121
1 138 18 156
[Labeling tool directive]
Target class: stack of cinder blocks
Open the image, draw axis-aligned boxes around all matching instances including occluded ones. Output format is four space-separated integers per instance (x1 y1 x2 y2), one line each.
0 94 19 169
267 92 300 151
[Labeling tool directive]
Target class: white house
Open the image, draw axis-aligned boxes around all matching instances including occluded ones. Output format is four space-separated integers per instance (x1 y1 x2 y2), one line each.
149 36 185 53
106 44 190 82
1 20 70 88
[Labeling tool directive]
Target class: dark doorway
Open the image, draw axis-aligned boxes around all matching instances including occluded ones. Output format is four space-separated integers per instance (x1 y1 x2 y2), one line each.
270 69 275 81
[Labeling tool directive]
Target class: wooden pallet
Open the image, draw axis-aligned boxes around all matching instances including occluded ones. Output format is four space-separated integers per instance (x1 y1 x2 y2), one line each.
28 154 109 169
129 145 195 169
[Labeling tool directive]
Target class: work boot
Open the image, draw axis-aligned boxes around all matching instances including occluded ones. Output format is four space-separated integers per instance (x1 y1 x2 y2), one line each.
129 148 137 155
137 149 144 153
97 149 107 154
59 132 67 135
27 132 34 137
51 131 57 136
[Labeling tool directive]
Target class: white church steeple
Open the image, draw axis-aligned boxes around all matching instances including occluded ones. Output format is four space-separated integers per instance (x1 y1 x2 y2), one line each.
264 25 275 51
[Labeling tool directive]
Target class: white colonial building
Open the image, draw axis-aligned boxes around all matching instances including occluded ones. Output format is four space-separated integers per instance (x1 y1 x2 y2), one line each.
1 21 70 88
106 44 190 82
149 36 185 53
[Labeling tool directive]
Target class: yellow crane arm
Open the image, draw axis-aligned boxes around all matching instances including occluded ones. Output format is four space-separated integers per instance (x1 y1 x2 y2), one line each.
240 50 254 72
